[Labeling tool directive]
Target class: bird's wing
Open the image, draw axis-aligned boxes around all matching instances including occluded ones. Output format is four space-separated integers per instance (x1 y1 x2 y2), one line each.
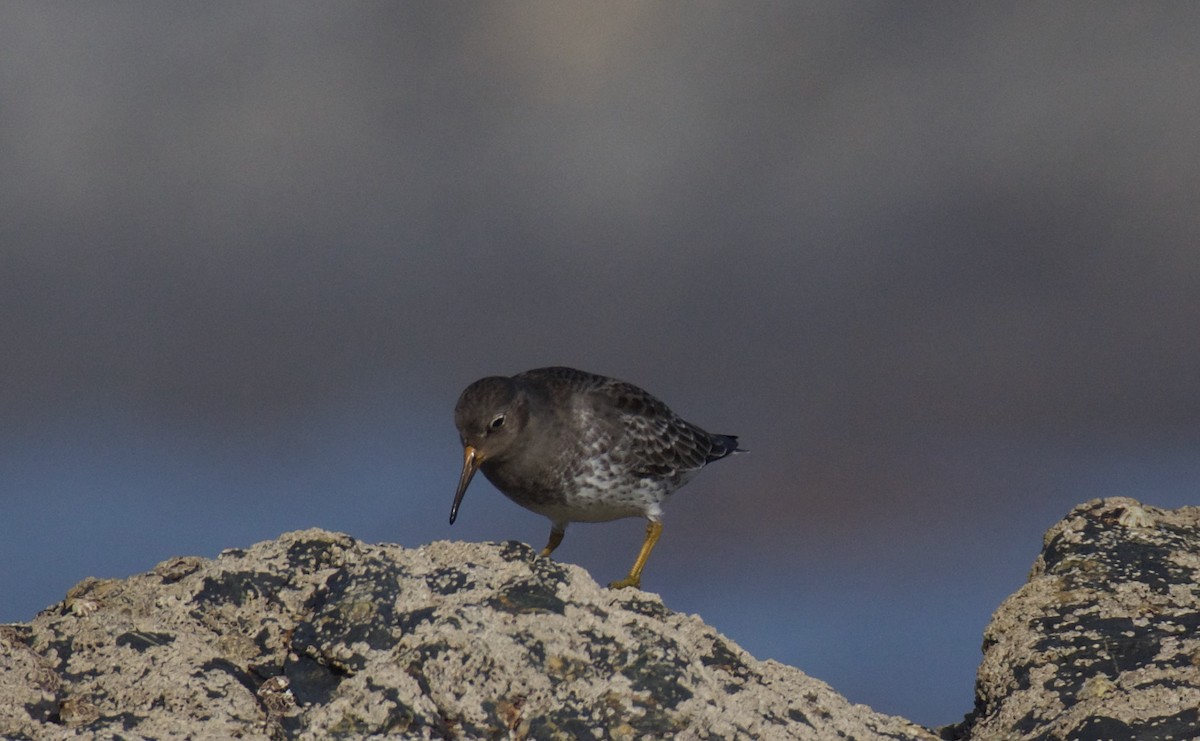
597 378 715 478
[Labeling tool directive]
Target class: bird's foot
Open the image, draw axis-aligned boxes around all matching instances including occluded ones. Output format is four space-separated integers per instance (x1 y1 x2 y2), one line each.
607 574 642 590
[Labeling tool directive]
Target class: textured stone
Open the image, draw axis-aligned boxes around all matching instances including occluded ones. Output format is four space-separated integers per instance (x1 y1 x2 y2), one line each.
10 497 1199 740
0 530 935 740
946 497 1200 741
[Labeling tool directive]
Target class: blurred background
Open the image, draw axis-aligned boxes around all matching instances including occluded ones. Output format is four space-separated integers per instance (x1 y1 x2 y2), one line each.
3 3 1199 728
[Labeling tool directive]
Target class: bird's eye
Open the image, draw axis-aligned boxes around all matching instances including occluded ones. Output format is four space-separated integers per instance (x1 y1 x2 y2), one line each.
489 414 506 430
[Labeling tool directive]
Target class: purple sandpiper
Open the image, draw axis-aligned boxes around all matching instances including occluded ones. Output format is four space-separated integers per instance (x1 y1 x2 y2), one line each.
450 366 741 589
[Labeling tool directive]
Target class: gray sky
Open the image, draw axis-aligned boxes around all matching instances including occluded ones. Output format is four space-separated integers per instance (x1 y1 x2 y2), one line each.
4 3 1199 727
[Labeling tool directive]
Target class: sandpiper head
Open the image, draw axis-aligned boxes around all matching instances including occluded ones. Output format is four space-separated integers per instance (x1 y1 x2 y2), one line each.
449 376 528 524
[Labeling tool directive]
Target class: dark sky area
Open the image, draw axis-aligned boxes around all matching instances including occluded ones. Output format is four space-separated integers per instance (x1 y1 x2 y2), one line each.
3 3 1199 727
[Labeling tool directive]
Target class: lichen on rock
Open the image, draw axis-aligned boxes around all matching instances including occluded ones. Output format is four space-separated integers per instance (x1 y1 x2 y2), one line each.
0 530 933 740
8 496 1199 740
946 497 1200 741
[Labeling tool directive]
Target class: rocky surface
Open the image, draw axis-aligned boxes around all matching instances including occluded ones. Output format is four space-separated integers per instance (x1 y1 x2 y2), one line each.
0 530 935 740
5 497 1199 740
947 497 1200 741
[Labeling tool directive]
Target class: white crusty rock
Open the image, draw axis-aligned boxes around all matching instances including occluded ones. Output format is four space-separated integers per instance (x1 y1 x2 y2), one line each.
946 497 1200 741
0 530 936 740
11 497 1197 740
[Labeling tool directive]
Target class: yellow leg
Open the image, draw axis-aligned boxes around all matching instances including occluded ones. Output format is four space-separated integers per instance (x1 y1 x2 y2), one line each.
609 521 663 590
540 528 565 558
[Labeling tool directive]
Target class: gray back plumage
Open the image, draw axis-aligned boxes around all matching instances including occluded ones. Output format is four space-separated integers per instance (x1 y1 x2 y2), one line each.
516 366 739 482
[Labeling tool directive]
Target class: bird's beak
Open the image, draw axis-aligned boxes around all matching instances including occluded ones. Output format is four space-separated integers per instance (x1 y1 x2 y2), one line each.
449 444 483 525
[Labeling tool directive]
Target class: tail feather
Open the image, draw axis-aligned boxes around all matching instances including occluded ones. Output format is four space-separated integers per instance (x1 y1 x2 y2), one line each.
706 434 743 463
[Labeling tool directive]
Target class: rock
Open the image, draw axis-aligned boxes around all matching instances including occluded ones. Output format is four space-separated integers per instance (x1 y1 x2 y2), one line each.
11 497 1198 740
0 530 935 740
946 497 1200 740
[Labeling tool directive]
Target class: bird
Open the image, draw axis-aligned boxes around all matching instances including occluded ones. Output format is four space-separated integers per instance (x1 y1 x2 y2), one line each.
449 366 741 589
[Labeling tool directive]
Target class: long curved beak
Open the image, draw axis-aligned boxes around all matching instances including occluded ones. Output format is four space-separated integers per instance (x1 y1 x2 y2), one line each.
449 444 482 525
